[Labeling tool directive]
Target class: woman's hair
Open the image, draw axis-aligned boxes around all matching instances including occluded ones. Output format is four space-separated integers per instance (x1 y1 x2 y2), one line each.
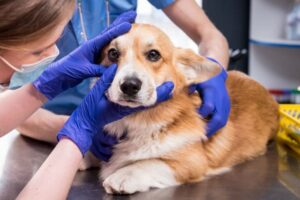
0 0 75 50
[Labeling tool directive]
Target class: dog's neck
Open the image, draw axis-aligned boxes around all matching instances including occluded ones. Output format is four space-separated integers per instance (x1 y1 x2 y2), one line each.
105 89 202 140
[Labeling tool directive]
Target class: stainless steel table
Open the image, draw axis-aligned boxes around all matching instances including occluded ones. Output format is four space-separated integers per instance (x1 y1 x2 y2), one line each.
1 131 299 200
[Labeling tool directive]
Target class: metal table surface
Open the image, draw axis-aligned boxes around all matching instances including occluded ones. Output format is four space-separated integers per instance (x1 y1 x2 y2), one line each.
0 131 299 200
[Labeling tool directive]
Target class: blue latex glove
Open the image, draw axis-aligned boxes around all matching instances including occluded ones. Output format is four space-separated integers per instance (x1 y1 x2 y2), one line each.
190 57 230 137
57 64 174 155
89 130 118 162
33 11 137 100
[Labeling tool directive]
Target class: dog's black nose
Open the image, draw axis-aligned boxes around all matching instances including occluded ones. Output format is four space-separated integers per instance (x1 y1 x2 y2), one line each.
120 77 142 96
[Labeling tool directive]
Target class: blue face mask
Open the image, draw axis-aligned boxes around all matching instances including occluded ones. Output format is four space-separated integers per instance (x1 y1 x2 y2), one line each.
6 46 60 89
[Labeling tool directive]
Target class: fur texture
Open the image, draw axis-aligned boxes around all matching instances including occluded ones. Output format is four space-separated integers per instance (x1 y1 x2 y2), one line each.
80 24 279 194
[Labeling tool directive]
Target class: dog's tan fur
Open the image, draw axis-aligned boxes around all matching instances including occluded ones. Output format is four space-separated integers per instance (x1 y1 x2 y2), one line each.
82 24 279 193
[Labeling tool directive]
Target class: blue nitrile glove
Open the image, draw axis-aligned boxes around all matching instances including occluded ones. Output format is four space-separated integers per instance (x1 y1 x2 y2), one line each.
32 11 137 100
89 130 118 162
102 10 136 33
57 64 174 155
190 57 230 138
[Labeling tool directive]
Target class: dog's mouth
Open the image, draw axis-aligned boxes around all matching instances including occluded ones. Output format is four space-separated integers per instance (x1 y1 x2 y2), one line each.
106 92 144 108
115 98 144 108
119 95 141 104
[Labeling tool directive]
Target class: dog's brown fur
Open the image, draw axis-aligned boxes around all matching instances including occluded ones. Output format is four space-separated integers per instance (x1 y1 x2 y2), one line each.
161 71 278 183
83 24 279 190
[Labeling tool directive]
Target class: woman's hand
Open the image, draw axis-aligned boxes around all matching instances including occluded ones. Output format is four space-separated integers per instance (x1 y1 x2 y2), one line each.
33 11 137 100
57 64 174 155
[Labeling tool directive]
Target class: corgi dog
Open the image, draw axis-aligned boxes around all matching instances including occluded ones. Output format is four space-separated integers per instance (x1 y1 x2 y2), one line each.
81 24 279 194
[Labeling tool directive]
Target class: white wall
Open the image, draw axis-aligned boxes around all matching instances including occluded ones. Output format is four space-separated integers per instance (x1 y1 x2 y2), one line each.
136 0 202 52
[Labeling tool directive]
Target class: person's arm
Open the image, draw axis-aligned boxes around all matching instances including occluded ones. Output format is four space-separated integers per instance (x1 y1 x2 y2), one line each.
17 108 68 143
16 138 82 200
0 84 47 136
163 1 230 136
163 0 229 67
17 64 174 200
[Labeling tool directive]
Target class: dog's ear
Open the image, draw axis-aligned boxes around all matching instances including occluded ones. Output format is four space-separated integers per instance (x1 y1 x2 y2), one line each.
174 48 222 85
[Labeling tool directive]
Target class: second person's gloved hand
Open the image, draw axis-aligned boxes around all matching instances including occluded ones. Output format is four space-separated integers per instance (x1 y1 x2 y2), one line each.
190 57 230 138
33 11 137 100
57 64 174 156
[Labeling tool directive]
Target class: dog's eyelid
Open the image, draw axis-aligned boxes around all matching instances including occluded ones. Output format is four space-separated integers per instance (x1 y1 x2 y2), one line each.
148 48 160 52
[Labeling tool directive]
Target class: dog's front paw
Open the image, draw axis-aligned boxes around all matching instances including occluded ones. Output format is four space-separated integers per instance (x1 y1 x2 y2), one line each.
103 167 151 194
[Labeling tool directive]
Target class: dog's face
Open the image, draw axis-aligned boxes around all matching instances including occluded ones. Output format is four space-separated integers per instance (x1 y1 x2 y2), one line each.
100 24 220 108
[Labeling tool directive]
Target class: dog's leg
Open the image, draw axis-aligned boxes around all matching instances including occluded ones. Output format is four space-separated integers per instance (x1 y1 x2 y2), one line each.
102 159 179 194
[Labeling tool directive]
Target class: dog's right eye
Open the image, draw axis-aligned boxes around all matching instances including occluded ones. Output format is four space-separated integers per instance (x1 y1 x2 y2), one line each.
146 50 161 62
108 48 120 62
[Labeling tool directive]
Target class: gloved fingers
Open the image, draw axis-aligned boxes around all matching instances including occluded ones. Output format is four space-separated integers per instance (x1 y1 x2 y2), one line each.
109 11 136 28
93 64 117 95
155 81 174 104
90 22 131 57
84 64 116 103
198 91 215 118
90 138 114 158
97 145 113 156
97 130 118 146
83 64 107 77
101 11 136 34
198 102 215 119
90 145 112 162
206 113 227 138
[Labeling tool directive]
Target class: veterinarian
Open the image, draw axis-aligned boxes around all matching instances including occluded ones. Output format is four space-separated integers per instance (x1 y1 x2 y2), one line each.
11 0 231 157
0 1 173 199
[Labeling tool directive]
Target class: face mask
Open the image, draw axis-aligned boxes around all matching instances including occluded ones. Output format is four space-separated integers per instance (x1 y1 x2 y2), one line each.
0 46 59 73
6 46 60 89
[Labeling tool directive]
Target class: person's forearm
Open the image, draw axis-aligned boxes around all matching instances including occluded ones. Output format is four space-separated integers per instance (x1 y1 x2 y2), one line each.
17 138 82 200
0 84 47 136
163 0 229 67
17 108 69 143
198 29 229 68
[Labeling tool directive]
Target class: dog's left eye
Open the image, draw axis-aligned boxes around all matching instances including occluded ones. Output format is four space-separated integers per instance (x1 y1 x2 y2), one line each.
108 48 120 62
146 50 161 62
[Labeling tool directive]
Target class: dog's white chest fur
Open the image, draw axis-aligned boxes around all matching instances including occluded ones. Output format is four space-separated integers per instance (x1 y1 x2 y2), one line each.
101 117 203 180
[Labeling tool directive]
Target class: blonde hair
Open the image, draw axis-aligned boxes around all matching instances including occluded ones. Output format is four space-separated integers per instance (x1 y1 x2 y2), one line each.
0 0 75 50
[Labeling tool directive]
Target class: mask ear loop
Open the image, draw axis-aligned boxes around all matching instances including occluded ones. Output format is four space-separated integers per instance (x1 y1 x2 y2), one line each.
21 45 60 69
0 56 23 72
